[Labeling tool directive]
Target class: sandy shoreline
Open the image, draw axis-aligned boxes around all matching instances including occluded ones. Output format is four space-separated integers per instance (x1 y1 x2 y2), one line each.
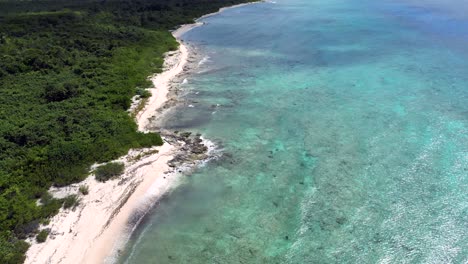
25 27 193 264
25 143 177 264
25 2 260 263
136 41 189 132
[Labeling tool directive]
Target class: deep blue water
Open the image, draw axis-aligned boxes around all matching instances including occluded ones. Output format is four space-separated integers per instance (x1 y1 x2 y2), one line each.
121 0 468 263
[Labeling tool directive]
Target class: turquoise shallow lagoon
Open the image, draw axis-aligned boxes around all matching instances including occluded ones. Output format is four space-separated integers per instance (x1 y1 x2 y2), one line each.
121 0 467 263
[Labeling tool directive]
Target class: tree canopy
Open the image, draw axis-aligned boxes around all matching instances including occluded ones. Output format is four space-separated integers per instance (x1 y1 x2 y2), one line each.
0 0 253 262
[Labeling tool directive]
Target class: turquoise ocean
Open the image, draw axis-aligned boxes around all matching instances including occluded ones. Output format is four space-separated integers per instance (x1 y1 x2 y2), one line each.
121 0 468 263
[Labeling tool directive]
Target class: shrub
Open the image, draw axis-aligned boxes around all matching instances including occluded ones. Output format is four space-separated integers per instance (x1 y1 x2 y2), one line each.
79 185 89 195
39 192 62 218
95 162 125 182
136 88 152 98
40 193 54 205
0 0 250 262
140 90 152 98
0 237 29 263
36 230 49 243
15 220 40 240
43 81 80 102
62 195 79 209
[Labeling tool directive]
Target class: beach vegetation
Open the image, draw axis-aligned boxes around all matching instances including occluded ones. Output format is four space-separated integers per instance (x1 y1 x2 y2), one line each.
0 0 255 262
79 185 89 195
129 149 160 163
136 88 152 99
62 195 79 210
36 230 49 243
38 193 63 219
95 162 125 182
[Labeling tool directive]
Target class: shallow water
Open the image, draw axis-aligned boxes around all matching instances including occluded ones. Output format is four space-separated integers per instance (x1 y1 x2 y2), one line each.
120 0 468 263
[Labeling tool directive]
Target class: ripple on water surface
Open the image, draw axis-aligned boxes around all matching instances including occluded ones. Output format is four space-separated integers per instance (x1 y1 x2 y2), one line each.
120 0 468 263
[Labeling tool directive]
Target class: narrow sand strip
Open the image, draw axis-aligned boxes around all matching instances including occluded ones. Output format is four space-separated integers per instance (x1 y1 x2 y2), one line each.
137 41 189 132
25 144 176 264
25 2 262 263
25 31 190 264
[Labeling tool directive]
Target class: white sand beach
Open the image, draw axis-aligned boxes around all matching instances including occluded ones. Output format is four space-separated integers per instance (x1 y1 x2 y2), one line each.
25 28 191 264
24 2 261 263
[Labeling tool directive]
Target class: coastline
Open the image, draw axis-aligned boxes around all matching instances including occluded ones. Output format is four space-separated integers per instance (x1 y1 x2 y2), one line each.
136 41 189 132
24 2 260 264
197 2 257 21
25 28 196 264
140 1 263 130
25 143 177 264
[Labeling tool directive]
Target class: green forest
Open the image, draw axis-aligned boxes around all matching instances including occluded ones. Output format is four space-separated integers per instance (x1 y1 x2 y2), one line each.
0 0 251 262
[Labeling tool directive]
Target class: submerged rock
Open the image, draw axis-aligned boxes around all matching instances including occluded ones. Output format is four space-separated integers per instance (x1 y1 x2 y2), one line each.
164 130 213 173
